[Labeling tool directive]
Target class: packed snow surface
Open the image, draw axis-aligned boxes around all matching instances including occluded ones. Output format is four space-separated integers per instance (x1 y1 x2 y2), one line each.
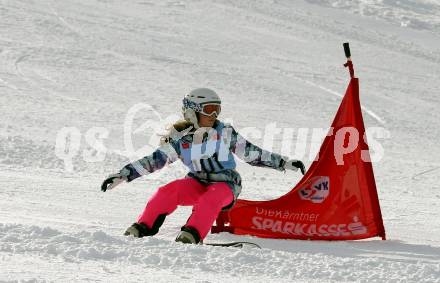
1 0 440 282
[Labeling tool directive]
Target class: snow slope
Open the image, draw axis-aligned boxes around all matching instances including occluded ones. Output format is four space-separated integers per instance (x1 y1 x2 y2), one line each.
1 0 440 282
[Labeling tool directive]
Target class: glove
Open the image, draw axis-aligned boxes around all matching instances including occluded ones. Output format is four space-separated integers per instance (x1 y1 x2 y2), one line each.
282 159 306 175
101 172 126 192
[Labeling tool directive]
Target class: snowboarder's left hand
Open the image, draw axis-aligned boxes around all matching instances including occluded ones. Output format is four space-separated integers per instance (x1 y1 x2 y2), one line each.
101 173 126 192
283 159 306 175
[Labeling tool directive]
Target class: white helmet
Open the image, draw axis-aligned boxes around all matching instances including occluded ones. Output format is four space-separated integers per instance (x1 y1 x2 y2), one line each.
182 88 221 128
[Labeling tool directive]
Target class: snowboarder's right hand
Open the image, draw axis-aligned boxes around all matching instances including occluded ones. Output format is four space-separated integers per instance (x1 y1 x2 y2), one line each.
282 159 306 175
101 173 126 192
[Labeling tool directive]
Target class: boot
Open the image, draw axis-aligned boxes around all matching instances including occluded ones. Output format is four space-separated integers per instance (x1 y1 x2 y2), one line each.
124 222 151 238
124 214 167 238
175 226 201 244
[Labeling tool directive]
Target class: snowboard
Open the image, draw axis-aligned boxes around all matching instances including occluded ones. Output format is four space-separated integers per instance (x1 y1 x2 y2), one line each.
204 241 261 249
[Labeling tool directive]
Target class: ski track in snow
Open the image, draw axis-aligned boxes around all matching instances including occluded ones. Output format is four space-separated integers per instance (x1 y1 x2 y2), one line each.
293 76 387 125
305 0 440 34
1 0 440 281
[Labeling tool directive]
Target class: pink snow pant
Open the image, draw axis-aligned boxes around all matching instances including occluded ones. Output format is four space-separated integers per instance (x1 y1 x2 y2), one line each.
137 177 234 240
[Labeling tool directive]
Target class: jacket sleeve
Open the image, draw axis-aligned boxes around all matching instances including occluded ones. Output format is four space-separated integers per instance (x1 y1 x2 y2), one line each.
229 126 286 171
119 141 180 182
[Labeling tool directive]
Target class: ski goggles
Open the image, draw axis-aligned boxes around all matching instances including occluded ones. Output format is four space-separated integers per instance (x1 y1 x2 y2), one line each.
200 103 221 117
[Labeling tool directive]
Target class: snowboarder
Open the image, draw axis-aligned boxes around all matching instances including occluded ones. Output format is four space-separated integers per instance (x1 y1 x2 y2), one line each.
101 88 305 244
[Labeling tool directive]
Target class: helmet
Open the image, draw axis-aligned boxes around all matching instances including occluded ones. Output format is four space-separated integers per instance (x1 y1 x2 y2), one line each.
182 88 221 128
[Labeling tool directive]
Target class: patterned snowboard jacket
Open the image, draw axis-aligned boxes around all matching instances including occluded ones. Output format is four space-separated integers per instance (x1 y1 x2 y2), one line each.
119 120 286 206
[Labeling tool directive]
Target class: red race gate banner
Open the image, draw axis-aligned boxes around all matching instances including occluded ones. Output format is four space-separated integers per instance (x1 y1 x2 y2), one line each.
212 71 386 240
